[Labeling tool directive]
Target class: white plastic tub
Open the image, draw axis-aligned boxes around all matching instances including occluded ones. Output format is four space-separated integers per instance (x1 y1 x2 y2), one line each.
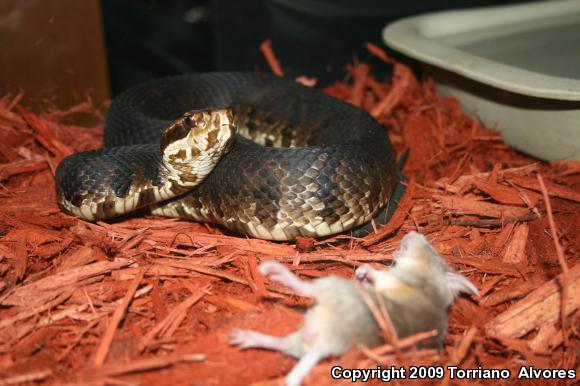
383 0 580 160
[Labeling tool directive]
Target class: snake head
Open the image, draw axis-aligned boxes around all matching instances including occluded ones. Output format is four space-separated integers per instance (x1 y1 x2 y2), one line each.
160 107 236 185
160 107 236 154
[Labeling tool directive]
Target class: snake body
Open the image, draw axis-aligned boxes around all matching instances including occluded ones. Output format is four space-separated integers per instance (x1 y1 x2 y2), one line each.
55 73 399 240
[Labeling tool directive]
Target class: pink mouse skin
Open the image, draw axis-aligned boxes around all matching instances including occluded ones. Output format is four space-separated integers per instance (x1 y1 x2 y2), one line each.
230 231 479 386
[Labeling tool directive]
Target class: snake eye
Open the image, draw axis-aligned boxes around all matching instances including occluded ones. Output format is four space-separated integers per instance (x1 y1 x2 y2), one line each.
184 115 196 127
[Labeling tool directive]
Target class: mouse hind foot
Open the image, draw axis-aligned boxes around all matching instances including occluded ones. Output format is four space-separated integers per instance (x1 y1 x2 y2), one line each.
230 327 328 386
230 328 288 351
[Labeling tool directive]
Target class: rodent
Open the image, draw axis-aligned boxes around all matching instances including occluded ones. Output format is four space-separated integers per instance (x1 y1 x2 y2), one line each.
230 231 479 386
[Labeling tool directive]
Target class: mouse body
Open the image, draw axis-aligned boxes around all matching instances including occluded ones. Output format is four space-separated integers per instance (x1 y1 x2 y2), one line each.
355 231 480 347
231 231 479 386
231 262 381 386
356 231 479 307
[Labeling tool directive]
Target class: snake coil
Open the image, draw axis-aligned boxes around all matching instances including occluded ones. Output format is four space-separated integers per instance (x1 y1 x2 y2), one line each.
55 72 399 240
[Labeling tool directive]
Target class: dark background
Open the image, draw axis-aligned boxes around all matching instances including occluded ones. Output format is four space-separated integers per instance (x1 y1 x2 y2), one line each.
101 0 531 95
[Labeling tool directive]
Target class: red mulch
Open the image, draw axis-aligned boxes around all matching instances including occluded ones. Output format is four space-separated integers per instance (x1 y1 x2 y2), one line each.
0 43 578 385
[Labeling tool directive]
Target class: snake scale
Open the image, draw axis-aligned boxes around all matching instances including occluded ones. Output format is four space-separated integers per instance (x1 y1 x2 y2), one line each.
55 73 399 240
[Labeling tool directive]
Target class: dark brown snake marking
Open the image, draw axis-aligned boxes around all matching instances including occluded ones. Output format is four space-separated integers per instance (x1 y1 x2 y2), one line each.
55 73 400 240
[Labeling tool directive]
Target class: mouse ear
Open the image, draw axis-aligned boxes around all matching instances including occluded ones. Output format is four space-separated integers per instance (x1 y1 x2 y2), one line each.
394 231 422 260
401 231 427 247
445 271 480 298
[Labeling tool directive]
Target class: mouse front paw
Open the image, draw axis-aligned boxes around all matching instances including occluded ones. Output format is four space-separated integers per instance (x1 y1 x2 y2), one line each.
259 260 288 276
259 260 296 285
229 329 264 349
230 328 254 348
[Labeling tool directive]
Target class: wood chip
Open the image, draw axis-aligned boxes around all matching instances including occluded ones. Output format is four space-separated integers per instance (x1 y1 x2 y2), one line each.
486 263 580 338
502 223 529 264
259 39 283 77
139 285 210 352
0 259 133 307
91 352 205 378
438 195 531 218
508 173 580 203
94 268 146 366
0 370 51 386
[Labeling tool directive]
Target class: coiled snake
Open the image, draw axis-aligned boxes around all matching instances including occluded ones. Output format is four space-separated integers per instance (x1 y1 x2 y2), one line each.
55 73 399 240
